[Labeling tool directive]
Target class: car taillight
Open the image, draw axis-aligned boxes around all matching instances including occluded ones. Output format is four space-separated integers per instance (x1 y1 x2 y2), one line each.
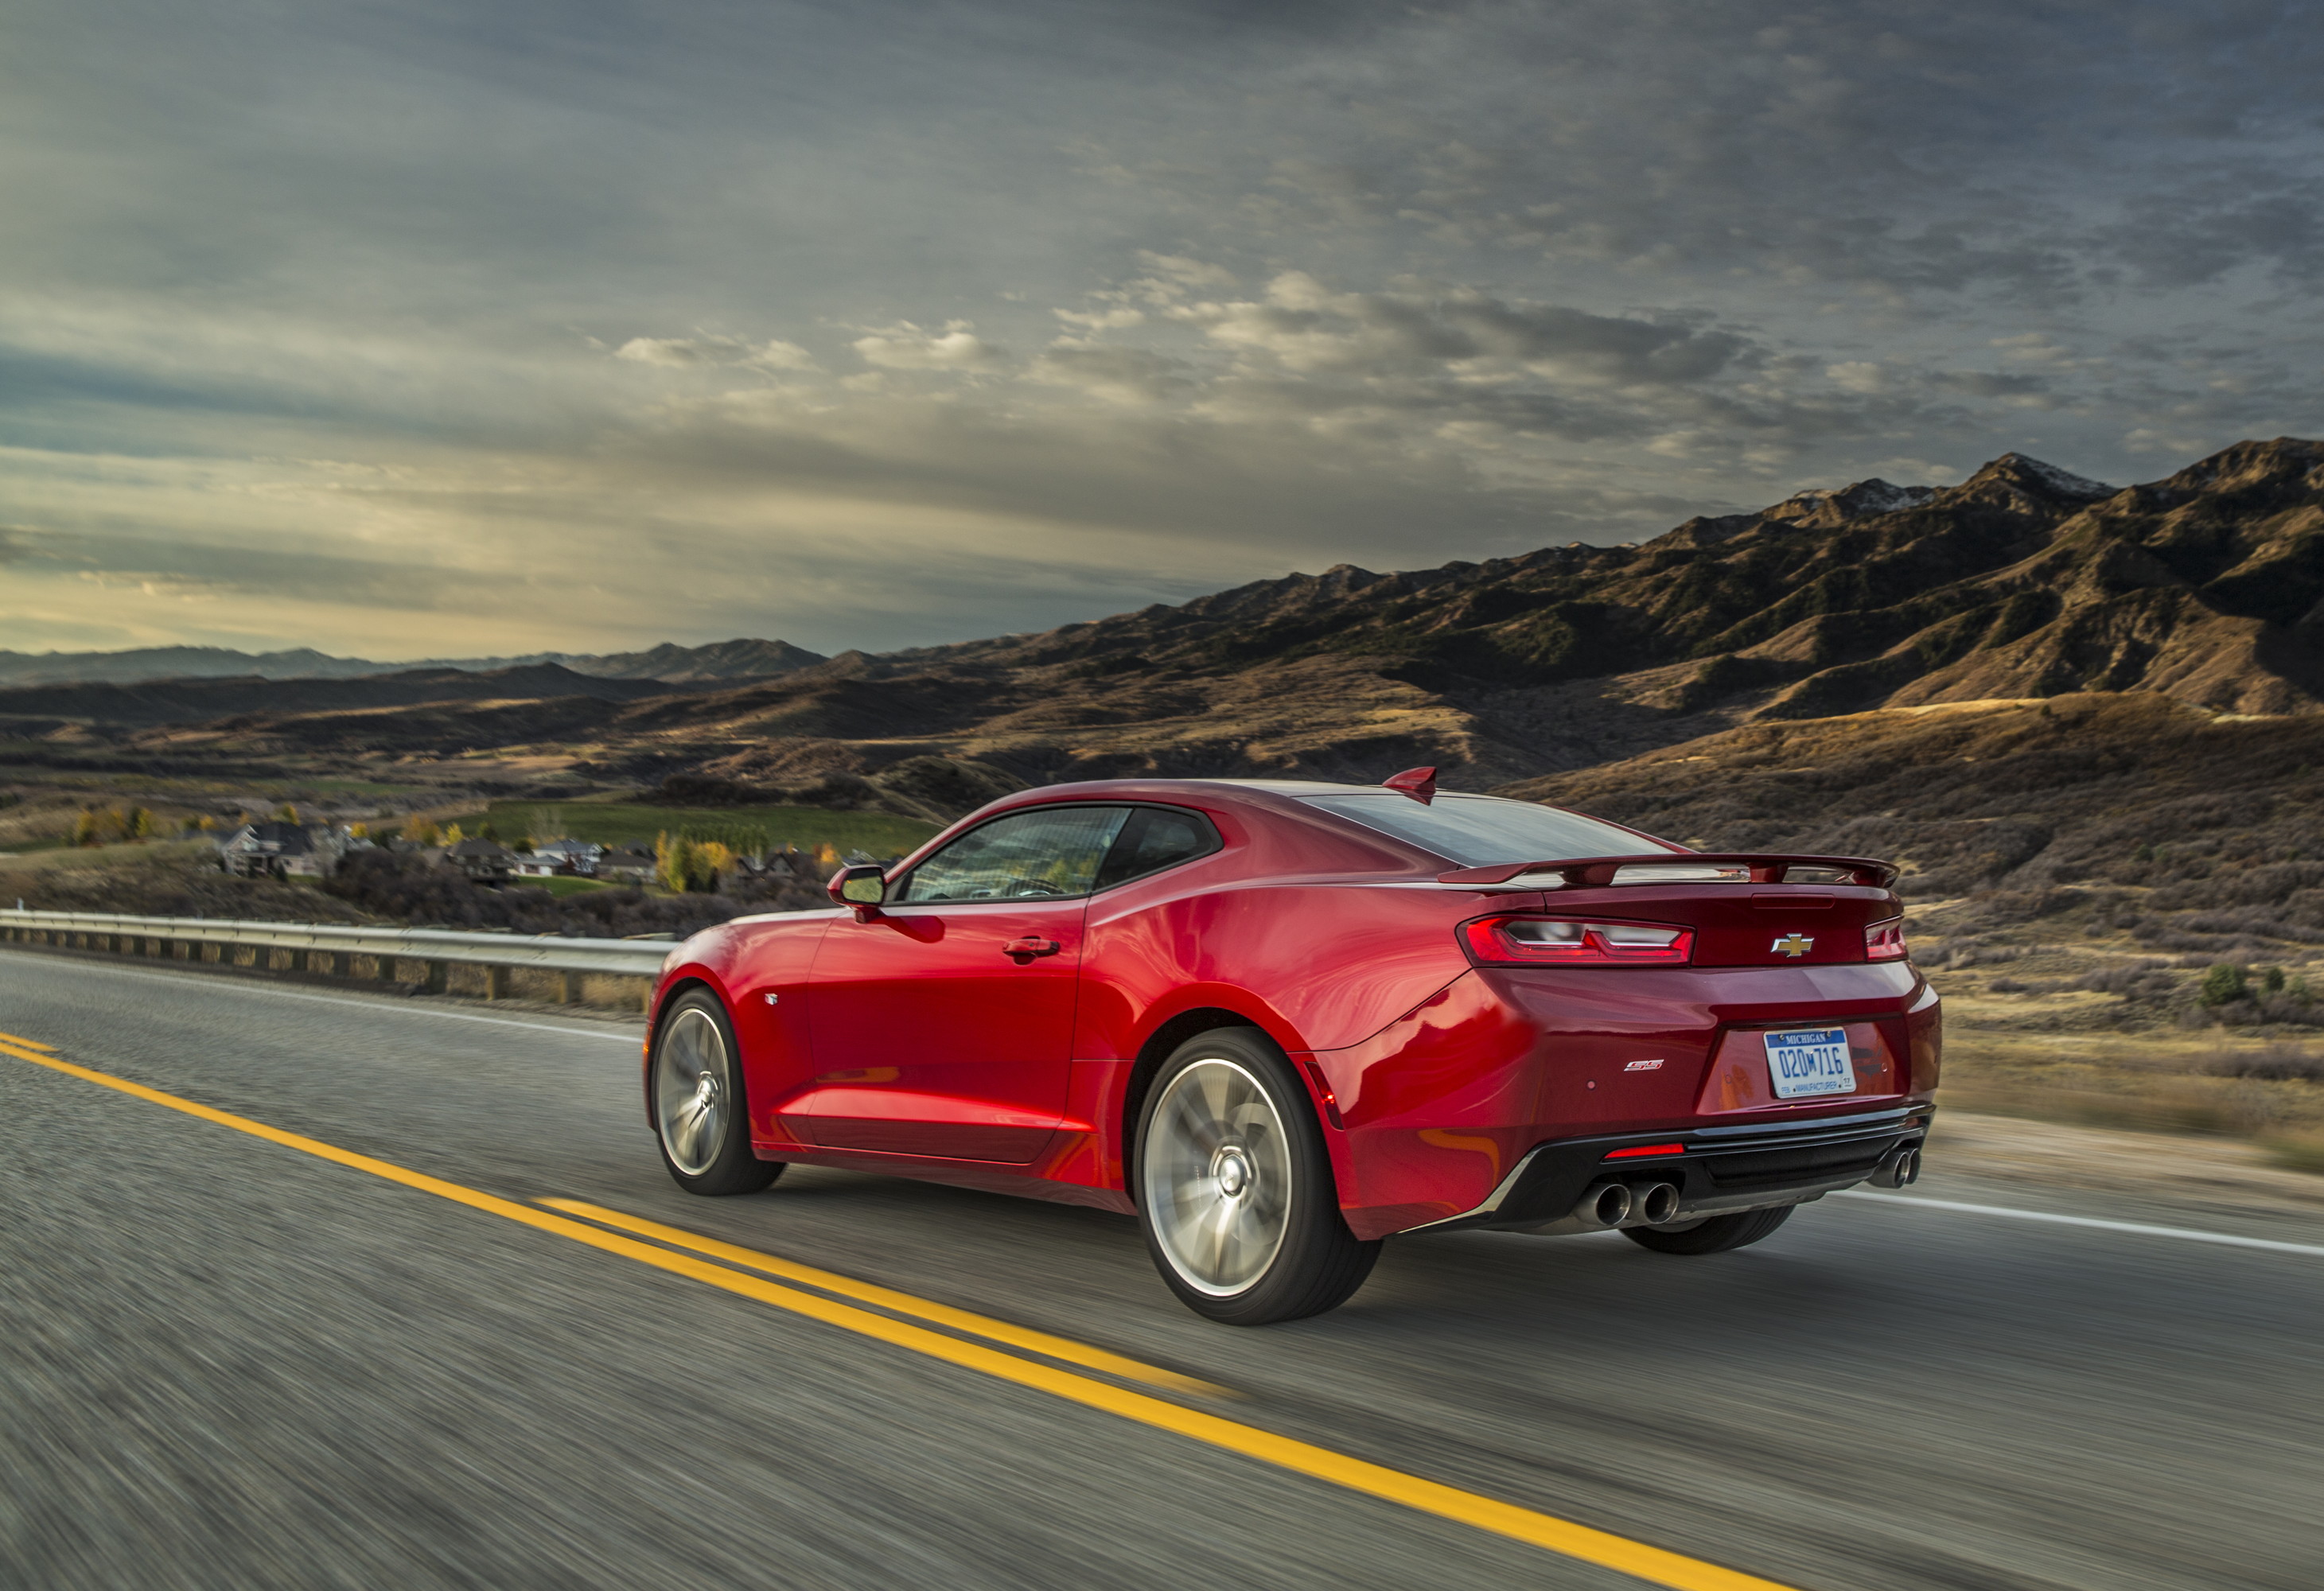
1462 916 1694 966
1866 917 1907 962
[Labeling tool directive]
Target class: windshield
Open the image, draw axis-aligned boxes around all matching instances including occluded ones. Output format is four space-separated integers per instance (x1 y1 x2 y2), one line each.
1298 793 1675 867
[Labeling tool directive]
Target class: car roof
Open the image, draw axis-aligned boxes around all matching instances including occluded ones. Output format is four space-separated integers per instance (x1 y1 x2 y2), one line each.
972 776 1547 833
985 776 1517 803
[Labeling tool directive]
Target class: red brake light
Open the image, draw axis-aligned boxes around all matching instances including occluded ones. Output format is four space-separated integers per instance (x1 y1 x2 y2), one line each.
1866 917 1908 962
1462 916 1693 966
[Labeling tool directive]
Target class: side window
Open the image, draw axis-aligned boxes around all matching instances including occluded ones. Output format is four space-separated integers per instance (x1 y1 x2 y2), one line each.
1095 806 1221 891
895 806 1131 903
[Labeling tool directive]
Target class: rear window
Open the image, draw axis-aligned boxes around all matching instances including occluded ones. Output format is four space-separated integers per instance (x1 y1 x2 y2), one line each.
1095 806 1221 890
1298 793 1672 867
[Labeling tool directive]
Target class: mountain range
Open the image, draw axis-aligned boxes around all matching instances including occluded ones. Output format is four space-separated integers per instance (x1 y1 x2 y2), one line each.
5 438 2322 817
0 636 825 690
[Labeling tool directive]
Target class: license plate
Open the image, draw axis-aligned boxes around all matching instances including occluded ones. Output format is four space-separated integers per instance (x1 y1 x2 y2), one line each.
1764 1028 1856 1099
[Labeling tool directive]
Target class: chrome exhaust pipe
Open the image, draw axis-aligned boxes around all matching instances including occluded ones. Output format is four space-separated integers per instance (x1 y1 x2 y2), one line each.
1583 1181 1633 1228
1505 1180 1636 1236
1867 1146 1923 1188
1635 1181 1681 1225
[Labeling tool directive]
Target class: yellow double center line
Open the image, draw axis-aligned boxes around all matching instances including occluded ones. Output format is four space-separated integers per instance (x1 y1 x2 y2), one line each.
0 1029 1801 1591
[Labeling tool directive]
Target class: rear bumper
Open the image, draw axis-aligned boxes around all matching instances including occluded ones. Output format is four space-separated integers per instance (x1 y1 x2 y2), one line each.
1406 1104 1933 1236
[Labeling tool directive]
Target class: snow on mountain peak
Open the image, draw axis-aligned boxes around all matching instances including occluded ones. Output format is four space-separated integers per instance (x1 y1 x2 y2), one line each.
1987 453 2113 499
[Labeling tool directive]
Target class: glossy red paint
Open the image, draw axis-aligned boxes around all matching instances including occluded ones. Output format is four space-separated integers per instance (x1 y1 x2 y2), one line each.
647 776 1941 1240
803 897 1085 1161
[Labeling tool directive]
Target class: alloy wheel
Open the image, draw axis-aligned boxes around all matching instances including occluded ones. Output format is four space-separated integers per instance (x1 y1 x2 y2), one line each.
656 1006 732 1177
1143 1057 1294 1296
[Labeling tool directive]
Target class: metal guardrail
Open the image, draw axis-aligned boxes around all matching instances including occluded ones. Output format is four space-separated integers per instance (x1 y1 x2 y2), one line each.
0 908 671 1004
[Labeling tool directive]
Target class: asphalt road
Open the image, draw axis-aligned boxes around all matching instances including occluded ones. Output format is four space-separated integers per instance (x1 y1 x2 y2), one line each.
3 948 2320 1591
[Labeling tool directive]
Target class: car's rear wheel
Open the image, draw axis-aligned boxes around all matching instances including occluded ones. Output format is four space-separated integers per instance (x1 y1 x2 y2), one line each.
1622 1204 1792 1255
652 990 783 1196
1135 1028 1377 1325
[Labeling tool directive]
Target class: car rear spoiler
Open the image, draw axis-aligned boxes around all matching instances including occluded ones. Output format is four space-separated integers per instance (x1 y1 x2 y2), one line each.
1436 853 1900 889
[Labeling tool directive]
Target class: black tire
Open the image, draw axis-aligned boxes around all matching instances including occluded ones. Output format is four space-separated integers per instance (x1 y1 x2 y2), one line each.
1134 1027 1378 1325
1622 1204 1793 1255
651 990 783 1196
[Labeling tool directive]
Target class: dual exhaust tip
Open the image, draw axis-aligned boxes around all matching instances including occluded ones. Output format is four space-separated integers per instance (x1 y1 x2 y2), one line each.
1560 1140 1925 1233
1867 1146 1922 1188
1579 1179 1680 1230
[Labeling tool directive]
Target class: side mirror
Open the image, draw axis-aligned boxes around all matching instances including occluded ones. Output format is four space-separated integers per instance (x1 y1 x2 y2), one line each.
827 864 889 918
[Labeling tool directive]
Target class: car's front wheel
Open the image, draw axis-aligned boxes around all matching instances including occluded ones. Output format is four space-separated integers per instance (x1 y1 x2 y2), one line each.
1135 1028 1377 1325
652 990 783 1196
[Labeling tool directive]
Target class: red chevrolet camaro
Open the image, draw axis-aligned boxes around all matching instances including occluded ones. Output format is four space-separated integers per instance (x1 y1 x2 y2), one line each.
643 771 1938 1325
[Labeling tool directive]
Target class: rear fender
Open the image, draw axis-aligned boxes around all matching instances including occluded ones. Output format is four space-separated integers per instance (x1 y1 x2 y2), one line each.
1076 989 1310 1203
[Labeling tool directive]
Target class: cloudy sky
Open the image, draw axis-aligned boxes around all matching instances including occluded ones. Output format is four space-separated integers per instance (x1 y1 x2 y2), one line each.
4 1 2321 659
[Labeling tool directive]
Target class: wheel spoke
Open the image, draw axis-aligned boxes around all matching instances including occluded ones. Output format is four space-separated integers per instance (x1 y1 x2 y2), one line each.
1166 1091 1224 1158
1205 1191 1237 1276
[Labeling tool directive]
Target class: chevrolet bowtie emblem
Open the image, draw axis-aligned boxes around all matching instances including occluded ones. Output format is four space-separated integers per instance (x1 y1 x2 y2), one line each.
1771 933 1815 958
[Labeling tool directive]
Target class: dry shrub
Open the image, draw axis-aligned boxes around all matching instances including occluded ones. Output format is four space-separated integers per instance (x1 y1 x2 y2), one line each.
2205 1043 2324 1083
2262 1133 2324 1176
322 850 823 936
8 854 377 923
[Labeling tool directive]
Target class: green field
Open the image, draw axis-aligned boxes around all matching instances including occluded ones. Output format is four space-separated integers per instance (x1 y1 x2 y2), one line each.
460 802 940 859
527 873 613 897
0 838 215 873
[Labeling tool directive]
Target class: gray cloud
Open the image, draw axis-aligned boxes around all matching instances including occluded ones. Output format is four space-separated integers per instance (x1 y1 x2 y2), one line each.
616 335 819 371
851 322 1009 372
2 0 2322 656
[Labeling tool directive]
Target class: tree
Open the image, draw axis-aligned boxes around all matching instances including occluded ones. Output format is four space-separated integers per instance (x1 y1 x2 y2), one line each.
478 819 501 843
72 809 99 847
442 823 465 846
274 803 301 825
127 807 154 842
511 834 534 854
2200 964 2249 1007
656 831 716 893
403 815 442 845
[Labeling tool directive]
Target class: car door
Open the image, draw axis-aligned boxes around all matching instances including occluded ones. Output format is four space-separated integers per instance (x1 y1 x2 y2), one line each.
803 804 1132 1162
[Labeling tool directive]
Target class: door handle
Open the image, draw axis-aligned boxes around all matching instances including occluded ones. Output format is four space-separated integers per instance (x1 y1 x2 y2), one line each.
1002 936 1062 963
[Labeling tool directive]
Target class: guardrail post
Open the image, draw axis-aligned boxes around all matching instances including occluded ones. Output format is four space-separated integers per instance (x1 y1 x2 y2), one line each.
484 965 508 1001
559 970 582 1004
373 953 399 985
423 960 448 996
